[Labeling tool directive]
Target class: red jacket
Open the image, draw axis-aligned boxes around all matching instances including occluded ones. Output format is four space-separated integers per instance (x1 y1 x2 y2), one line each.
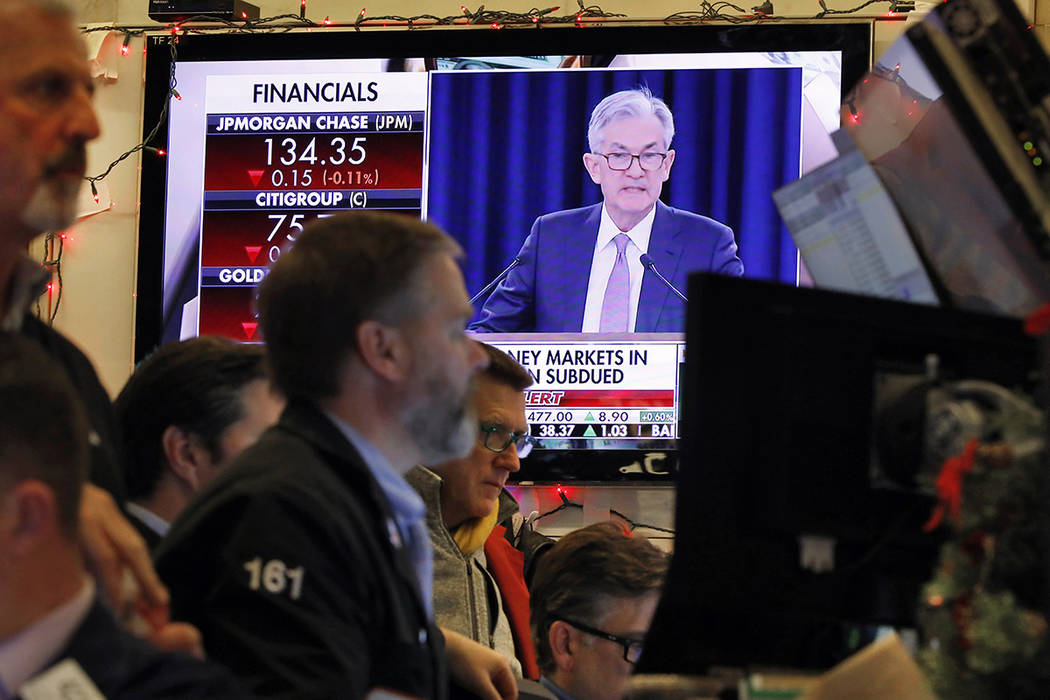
484 525 540 679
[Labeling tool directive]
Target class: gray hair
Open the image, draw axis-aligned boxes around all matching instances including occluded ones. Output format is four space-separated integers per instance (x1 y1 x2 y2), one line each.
587 87 675 153
257 211 463 402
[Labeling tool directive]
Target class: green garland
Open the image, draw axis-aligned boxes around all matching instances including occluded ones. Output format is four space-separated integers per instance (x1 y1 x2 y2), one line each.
918 390 1050 698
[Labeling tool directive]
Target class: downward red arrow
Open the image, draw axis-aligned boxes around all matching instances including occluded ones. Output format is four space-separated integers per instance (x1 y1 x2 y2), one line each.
241 322 259 340
247 169 265 187
245 246 262 263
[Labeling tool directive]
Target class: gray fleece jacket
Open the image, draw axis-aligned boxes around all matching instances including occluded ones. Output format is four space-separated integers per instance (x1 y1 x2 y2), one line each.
406 466 523 677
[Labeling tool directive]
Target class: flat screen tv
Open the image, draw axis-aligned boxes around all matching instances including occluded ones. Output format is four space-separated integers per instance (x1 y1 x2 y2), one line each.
137 22 871 477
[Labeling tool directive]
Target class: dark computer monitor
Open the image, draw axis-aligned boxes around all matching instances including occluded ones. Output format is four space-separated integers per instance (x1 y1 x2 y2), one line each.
639 273 1037 672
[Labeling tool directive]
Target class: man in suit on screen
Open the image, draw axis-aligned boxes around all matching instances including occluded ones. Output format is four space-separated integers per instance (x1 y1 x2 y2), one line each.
471 87 743 334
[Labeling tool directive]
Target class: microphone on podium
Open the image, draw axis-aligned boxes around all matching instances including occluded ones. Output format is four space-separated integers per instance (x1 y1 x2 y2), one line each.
639 254 688 303
469 257 522 306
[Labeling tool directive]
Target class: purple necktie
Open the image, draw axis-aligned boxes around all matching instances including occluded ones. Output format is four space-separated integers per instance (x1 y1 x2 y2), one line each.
599 233 631 332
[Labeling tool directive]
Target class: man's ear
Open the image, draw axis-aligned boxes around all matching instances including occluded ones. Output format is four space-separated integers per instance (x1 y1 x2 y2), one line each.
354 318 412 383
161 425 211 491
582 153 603 185
0 480 59 557
661 148 676 182
548 620 577 673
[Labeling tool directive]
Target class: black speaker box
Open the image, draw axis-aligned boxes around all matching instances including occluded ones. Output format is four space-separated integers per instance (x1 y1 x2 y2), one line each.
148 0 260 22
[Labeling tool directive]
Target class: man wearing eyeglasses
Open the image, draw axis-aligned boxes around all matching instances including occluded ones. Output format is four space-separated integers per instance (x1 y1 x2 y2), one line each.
529 522 669 700
408 342 551 683
472 87 743 334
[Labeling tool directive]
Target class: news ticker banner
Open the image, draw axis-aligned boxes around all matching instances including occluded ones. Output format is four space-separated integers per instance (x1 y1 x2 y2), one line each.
197 73 427 339
483 336 686 449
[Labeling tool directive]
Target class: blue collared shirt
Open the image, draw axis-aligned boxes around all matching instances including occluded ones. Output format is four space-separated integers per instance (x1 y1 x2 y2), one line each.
324 411 433 618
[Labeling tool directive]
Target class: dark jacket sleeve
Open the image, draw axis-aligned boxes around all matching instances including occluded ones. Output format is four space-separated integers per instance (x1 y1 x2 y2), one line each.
157 491 378 700
470 218 541 332
707 223 744 278
20 314 126 500
51 598 251 700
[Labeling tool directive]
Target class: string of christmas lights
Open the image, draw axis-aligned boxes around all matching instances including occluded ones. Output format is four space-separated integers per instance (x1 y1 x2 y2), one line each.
86 39 177 197
666 0 915 23
35 231 64 324
529 488 675 534
536 487 584 520
609 507 675 535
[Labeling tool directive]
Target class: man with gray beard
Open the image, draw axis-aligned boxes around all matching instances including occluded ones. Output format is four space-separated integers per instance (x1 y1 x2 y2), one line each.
0 0 173 636
156 212 517 700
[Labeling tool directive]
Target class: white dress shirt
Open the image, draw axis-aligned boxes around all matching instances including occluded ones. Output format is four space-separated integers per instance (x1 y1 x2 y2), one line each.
125 501 171 539
580 203 657 332
0 578 94 697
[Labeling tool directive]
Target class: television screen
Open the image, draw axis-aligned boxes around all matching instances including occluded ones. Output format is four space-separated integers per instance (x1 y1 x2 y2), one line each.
138 24 870 465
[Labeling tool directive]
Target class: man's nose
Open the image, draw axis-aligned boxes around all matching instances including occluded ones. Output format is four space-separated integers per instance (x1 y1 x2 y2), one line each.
66 89 101 142
625 155 646 175
496 445 521 473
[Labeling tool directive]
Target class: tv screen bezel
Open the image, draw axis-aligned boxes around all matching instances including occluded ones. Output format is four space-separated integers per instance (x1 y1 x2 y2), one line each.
136 22 872 481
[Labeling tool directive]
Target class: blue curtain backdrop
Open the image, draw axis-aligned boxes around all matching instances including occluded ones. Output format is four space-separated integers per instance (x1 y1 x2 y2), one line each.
426 67 803 301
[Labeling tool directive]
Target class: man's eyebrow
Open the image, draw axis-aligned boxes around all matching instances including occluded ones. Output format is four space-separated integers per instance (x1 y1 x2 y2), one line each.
607 140 662 152
18 67 95 96
483 415 526 430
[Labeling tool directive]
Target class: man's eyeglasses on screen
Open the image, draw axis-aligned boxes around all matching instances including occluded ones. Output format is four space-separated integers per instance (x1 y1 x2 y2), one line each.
596 152 668 171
